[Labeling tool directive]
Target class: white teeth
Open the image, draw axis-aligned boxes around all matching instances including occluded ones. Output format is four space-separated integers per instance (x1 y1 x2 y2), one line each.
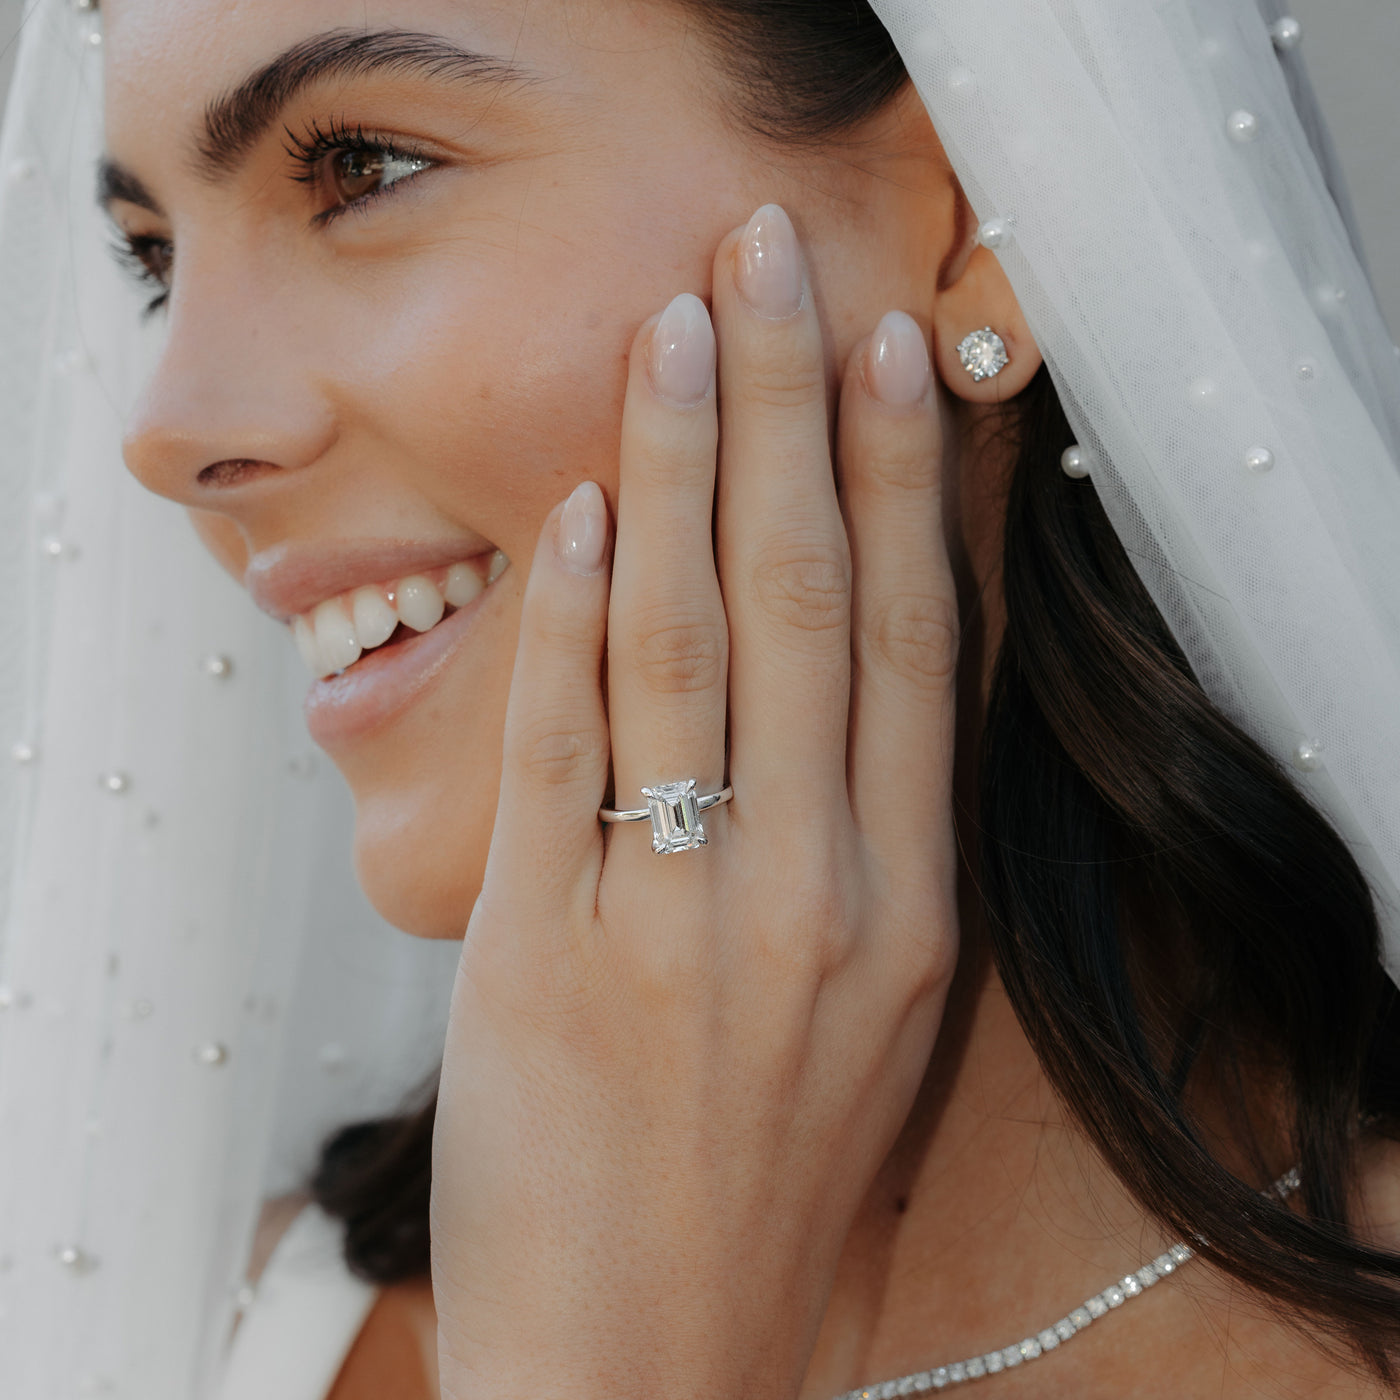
352 586 398 649
292 551 504 678
293 615 326 677
443 562 484 609
395 575 445 633
314 598 363 674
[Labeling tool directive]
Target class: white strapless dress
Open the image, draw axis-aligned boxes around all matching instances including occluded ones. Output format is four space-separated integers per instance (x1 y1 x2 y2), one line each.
217 1205 378 1400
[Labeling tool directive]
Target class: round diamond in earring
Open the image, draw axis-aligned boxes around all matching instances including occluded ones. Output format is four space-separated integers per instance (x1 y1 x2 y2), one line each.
957 327 1009 382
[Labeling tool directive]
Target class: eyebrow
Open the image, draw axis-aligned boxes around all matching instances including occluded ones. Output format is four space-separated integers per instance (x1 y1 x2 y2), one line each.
98 28 531 214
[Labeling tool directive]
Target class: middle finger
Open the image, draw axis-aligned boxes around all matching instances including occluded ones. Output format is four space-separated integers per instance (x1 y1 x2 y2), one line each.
607 294 729 851
713 205 852 820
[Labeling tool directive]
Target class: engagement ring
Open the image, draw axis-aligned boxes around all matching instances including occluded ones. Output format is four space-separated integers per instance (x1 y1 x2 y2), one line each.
599 779 734 854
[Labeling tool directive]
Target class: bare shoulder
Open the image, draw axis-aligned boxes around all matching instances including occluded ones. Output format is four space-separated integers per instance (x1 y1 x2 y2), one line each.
325 1280 438 1400
247 1194 439 1399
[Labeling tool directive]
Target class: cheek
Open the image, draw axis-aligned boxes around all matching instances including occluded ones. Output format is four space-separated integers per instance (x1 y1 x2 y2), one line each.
315 246 636 937
346 243 639 550
312 176 735 937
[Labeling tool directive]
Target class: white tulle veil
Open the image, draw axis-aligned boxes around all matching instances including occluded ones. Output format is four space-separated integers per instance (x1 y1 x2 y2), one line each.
0 0 1396 1395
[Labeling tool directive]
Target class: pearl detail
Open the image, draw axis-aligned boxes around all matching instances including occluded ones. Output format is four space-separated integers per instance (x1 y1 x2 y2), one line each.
977 218 1013 250
194 1041 230 1066
1295 359 1318 383
86 29 102 45
0 986 34 1011
11 741 37 764
947 68 977 96
1226 110 1260 144
1244 446 1275 474
100 771 131 794
56 1245 96 1273
1187 377 1219 407
55 347 91 374
1270 17 1303 51
41 535 67 559
1061 446 1092 480
202 653 234 679
7 158 35 183
1294 742 1322 772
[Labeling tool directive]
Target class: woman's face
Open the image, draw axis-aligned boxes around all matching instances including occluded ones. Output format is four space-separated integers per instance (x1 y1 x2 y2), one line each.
102 0 968 937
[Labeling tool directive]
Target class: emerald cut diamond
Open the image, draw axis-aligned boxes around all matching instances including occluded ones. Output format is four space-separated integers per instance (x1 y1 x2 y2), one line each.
642 779 707 854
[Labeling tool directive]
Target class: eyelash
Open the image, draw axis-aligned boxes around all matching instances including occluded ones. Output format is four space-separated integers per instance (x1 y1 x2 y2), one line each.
110 118 437 314
110 233 173 317
283 116 437 229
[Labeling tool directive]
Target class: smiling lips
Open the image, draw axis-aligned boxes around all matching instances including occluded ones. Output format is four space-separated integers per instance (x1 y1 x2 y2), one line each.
292 549 509 678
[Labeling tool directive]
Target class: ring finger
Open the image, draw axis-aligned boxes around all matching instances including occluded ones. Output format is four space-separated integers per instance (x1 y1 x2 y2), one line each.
606 293 729 861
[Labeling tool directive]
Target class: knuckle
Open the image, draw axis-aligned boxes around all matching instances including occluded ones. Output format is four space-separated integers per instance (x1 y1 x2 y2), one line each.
511 714 604 792
736 339 826 412
629 431 715 493
858 442 939 497
864 592 959 687
753 866 858 976
622 610 726 697
750 538 851 636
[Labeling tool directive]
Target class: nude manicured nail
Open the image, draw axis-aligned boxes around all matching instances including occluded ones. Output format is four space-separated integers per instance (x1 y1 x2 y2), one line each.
557 481 608 575
650 293 716 406
736 204 804 319
866 311 932 408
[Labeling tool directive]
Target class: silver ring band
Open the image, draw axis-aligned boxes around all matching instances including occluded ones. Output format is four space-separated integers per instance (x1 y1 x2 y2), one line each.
599 778 734 855
598 785 734 823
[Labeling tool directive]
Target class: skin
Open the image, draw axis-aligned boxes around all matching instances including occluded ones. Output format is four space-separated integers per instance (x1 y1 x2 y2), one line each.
101 2 1394 1397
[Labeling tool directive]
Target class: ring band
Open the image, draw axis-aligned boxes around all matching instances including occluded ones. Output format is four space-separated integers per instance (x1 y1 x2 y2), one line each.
599 778 734 855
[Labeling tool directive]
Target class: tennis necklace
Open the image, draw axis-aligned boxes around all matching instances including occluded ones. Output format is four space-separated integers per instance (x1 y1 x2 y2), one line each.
832 1167 1301 1398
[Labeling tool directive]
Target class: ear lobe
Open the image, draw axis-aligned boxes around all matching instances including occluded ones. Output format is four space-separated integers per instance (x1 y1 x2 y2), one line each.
930 244 1043 403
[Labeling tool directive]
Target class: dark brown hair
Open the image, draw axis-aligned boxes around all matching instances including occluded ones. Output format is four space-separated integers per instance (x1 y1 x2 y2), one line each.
314 0 1400 1381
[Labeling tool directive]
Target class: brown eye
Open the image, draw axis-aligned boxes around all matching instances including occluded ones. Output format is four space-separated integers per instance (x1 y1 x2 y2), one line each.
329 149 387 203
141 239 174 284
324 148 433 207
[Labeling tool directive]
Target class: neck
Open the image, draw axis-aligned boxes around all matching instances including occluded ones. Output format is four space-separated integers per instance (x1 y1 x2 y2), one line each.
801 937 1179 1397
801 406 1176 1396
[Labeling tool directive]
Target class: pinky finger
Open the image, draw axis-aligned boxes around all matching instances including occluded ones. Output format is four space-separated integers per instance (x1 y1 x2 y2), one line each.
489 481 614 916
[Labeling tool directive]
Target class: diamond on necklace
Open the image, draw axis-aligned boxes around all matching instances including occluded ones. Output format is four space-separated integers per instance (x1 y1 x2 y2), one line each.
831 1169 1299 1398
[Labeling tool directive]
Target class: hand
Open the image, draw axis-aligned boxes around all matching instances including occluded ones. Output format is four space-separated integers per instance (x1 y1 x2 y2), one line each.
431 204 959 1400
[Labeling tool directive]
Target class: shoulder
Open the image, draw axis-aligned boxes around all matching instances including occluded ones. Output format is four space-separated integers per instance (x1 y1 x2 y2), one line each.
324 1281 438 1400
248 1195 438 1399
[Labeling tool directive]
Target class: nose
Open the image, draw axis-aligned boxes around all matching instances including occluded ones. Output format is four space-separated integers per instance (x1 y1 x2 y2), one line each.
122 256 338 509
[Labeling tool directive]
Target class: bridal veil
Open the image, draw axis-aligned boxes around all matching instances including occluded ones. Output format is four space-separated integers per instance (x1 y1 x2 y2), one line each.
1 0 1397 1394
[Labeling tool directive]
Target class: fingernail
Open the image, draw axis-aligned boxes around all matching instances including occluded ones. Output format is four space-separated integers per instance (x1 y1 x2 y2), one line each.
866 311 932 408
650 293 716 406
736 204 804 319
557 481 608 575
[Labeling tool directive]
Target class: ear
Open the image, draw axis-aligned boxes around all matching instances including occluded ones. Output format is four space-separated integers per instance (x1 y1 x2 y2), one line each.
930 238 1043 404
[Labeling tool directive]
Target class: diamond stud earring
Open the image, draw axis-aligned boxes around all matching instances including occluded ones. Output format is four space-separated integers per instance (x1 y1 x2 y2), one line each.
957 327 1009 382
